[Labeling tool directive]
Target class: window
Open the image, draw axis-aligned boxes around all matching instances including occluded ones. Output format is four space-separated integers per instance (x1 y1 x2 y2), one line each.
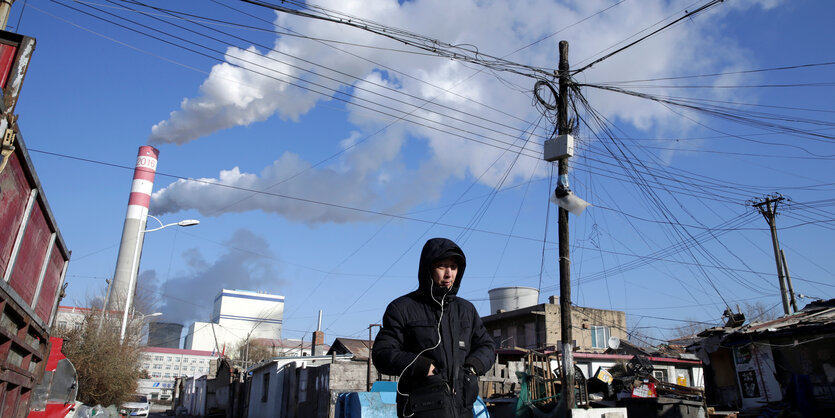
152 372 160 378
590 326 611 349
261 373 270 402
165 365 171 370
153 364 162 369
166 356 172 361
164 373 170 378
155 356 163 361
173 365 179 370
143 364 149 369
653 369 668 383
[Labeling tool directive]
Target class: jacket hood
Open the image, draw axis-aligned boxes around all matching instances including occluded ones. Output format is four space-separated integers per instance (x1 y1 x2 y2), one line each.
417 238 466 302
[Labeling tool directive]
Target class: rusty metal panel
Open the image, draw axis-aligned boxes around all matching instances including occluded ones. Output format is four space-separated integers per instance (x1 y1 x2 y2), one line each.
0 383 19 418
33 242 63 322
8 204 49 304
0 153 29 277
0 30 35 116
0 44 15 89
13 387 29 418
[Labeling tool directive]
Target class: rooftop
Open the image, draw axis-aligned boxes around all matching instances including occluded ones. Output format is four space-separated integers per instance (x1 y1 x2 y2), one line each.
143 346 218 357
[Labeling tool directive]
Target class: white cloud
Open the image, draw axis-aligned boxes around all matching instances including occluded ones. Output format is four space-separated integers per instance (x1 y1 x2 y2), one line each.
149 0 773 222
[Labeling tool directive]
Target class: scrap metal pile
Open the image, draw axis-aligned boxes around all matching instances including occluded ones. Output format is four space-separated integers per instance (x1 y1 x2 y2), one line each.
588 355 705 404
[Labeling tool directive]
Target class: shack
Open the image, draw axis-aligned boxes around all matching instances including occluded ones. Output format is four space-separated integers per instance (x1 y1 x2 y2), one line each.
247 353 367 418
692 298 835 416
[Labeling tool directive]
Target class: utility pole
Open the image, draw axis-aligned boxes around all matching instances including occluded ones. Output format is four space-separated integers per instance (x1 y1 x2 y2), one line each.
556 40 575 413
97 278 112 335
0 0 14 31
780 249 798 312
750 194 792 315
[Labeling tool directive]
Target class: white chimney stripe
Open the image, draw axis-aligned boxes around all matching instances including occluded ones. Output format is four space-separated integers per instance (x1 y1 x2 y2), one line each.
131 179 154 196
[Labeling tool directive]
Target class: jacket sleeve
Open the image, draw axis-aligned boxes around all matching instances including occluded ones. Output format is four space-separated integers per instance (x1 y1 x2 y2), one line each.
372 302 433 379
464 312 495 375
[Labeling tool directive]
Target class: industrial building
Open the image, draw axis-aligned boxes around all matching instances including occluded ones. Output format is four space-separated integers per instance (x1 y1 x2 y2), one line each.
184 289 284 352
54 305 91 330
139 346 219 400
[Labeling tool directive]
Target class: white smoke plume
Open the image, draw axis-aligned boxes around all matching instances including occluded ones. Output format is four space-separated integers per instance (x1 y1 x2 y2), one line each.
149 0 779 222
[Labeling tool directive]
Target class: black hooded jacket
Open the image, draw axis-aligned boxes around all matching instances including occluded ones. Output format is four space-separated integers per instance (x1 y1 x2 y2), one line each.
372 238 495 417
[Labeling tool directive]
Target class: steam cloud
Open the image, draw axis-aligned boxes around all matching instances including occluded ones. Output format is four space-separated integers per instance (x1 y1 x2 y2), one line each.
149 0 779 222
146 229 285 328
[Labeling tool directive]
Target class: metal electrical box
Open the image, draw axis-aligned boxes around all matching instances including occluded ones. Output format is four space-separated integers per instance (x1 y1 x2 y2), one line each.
543 134 574 161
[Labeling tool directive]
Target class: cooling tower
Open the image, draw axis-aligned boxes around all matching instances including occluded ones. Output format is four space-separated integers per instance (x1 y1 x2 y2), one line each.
147 322 183 349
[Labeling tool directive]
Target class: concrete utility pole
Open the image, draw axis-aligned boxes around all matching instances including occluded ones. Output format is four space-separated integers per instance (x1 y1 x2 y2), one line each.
556 40 575 413
97 278 112 335
367 323 381 391
0 0 14 31
780 249 799 313
751 194 795 315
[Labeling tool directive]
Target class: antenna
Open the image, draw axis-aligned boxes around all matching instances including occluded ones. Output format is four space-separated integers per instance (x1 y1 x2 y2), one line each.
607 336 621 350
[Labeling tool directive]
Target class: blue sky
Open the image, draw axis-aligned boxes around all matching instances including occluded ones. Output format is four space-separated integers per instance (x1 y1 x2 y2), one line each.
12 0 834 347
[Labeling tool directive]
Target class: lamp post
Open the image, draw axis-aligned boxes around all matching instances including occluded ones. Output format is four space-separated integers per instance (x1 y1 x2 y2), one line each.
119 216 198 343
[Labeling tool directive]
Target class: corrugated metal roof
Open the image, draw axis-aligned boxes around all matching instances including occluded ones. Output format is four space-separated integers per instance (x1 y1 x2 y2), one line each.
743 299 835 334
705 299 835 344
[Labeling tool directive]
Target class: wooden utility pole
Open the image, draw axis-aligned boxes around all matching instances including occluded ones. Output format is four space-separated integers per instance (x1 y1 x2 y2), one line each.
557 40 575 413
751 195 792 315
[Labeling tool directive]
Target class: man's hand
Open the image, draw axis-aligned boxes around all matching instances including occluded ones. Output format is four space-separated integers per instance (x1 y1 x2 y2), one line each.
427 364 436 376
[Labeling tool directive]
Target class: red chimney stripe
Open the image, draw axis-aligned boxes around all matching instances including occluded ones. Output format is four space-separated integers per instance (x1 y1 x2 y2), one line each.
128 192 151 208
139 145 160 159
133 166 157 182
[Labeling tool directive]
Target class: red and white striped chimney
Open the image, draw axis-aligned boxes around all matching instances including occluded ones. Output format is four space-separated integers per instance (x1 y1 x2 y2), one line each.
107 146 159 313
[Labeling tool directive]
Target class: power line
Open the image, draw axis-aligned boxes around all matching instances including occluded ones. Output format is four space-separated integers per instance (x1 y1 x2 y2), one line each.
591 60 835 85
27 147 556 244
572 0 725 74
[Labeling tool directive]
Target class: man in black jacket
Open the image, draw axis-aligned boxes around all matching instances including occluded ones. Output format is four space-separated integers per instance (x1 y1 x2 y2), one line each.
372 238 495 418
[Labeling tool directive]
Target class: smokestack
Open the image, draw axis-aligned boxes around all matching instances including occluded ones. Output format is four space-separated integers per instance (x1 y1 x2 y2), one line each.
312 310 324 356
107 146 159 314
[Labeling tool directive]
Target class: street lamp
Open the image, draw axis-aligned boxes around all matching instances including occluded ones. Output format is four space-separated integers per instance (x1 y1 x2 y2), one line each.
144 215 200 232
138 312 163 320
119 217 198 343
